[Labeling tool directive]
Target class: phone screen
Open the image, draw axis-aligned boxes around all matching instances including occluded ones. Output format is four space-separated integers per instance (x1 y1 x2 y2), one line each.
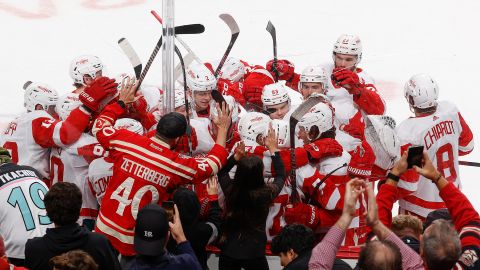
162 201 175 222
407 146 424 169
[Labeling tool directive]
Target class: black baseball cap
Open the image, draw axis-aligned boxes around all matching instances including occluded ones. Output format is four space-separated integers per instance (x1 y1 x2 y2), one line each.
134 204 169 256
156 112 187 139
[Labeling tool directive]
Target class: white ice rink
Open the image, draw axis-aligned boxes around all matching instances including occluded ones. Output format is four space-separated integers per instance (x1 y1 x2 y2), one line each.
1 0 479 266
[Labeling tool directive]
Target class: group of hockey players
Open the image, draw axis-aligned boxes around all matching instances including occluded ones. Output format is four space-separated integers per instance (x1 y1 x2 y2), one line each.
0 33 476 268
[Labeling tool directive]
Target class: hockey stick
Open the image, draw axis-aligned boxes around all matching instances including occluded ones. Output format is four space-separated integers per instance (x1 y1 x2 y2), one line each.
118 38 142 79
136 23 205 91
460 161 480 167
174 44 193 156
266 21 279 82
289 95 327 203
214 14 240 77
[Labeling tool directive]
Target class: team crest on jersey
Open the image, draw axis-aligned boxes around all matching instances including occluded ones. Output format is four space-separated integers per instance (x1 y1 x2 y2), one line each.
459 249 478 267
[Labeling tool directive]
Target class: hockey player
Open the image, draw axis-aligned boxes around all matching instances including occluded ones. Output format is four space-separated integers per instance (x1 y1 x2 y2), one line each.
186 62 216 118
0 147 51 265
298 66 329 99
88 118 144 206
49 93 109 229
70 55 104 94
91 79 233 256
216 57 275 109
395 74 474 219
0 79 115 182
262 82 298 120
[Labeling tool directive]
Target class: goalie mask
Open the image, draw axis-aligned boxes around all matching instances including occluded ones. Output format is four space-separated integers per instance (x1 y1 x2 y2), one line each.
404 73 439 110
364 115 400 170
238 112 271 145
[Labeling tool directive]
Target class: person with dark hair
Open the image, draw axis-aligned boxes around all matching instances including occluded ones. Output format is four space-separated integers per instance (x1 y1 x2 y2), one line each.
0 147 51 267
376 151 480 269
128 203 202 270
90 80 232 257
271 224 314 270
24 182 120 270
50 250 98 270
217 126 286 270
169 178 222 270
357 240 402 270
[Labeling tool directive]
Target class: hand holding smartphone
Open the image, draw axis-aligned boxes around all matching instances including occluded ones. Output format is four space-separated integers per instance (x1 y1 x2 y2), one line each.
162 200 175 222
407 145 424 169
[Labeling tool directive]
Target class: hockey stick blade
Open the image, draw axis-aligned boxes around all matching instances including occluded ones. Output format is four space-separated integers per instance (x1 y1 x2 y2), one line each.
214 14 240 77
266 21 279 81
175 24 205 35
460 160 480 167
118 38 142 79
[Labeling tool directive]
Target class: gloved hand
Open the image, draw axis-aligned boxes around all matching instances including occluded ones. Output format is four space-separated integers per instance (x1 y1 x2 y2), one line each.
244 86 263 109
331 68 363 95
266 59 295 81
217 79 246 106
79 77 118 112
284 203 321 229
347 141 375 178
340 111 365 140
175 126 198 154
304 138 343 160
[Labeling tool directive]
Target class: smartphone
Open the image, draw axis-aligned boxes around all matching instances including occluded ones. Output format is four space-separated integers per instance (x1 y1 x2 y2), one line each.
407 145 424 169
162 200 175 222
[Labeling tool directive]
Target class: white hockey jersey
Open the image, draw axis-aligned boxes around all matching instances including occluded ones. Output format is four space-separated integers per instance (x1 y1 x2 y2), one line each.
0 163 52 259
396 101 474 218
88 157 113 205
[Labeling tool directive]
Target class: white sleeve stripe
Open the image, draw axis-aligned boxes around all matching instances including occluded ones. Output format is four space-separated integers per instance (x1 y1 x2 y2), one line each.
205 158 219 175
459 139 474 152
205 222 218 245
397 180 418 192
52 122 65 147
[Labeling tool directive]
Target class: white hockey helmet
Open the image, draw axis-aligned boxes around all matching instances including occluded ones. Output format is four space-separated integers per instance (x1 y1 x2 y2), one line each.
24 82 59 112
262 82 290 108
298 66 329 90
298 102 335 141
332 34 362 64
139 85 163 113
365 115 400 170
219 57 246 82
271 119 290 148
186 62 217 92
70 55 104 86
404 73 439 109
237 112 271 144
114 118 144 135
56 93 81 120
174 87 187 109
210 95 240 124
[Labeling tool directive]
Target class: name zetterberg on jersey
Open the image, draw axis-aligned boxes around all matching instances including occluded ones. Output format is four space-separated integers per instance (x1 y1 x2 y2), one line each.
121 157 170 187
0 169 38 184
424 120 456 150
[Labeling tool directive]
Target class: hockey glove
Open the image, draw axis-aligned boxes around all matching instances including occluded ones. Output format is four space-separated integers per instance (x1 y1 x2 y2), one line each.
304 138 344 161
244 86 263 108
266 59 295 81
284 203 321 229
217 79 246 106
332 69 363 95
175 126 198 154
339 111 365 140
347 141 375 178
79 77 118 112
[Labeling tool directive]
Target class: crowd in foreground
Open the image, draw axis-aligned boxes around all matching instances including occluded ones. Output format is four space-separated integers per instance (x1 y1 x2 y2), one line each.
0 34 478 270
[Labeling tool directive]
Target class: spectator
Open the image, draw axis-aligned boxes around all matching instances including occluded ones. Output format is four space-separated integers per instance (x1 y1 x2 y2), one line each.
24 182 121 270
391 215 422 253
309 179 370 270
128 203 202 270
0 147 51 267
49 250 98 270
376 151 480 269
0 235 27 270
217 127 286 270
357 240 402 270
271 224 315 270
169 178 222 270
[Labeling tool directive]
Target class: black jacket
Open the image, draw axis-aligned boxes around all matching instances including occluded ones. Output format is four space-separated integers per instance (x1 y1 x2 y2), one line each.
129 241 201 270
283 251 311 270
24 223 121 270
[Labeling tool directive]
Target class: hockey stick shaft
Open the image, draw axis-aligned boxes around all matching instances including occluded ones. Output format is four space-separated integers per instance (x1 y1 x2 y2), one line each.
136 36 162 91
118 38 142 79
214 14 240 77
460 161 480 167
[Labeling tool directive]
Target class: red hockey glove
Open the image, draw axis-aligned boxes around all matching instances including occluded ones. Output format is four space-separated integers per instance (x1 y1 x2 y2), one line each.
79 77 118 112
284 203 321 229
340 111 365 140
266 59 295 81
244 86 263 109
175 126 198 154
347 141 375 179
332 69 363 95
217 79 246 106
304 138 343 161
